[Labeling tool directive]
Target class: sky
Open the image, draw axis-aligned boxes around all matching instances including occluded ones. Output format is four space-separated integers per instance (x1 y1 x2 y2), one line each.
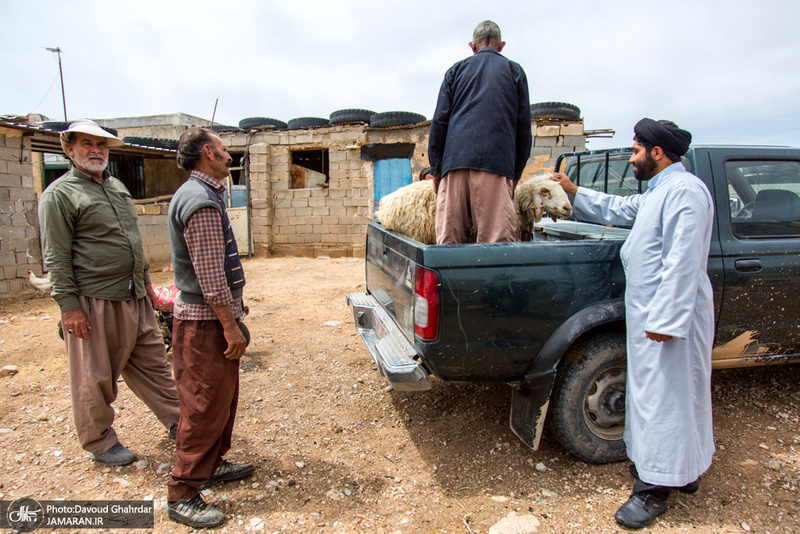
2 0 800 150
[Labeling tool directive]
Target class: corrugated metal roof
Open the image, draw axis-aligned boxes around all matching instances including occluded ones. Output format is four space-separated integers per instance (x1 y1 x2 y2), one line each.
0 120 178 159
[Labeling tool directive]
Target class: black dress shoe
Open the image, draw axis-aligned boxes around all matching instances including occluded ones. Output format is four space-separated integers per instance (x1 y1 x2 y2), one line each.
628 463 699 494
615 493 668 529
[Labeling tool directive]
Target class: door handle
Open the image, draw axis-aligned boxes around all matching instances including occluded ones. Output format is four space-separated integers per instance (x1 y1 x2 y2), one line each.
734 259 762 272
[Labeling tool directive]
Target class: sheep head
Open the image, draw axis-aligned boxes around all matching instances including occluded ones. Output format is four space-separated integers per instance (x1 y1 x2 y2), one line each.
515 173 573 238
535 179 572 222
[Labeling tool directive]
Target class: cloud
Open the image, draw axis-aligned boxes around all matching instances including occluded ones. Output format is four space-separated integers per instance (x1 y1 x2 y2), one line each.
2 0 799 149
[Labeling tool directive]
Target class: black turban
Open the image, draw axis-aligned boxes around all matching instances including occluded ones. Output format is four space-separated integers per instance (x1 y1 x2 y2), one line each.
633 118 692 156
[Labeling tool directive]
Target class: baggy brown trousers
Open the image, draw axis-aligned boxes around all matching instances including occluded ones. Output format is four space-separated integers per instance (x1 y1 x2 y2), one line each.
168 319 240 501
65 296 180 455
435 169 517 244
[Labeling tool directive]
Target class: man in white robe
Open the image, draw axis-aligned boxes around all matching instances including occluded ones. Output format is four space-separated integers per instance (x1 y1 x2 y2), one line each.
553 118 715 529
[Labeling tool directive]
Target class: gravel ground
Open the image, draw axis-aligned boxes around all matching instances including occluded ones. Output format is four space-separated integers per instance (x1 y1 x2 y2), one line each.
0 256 798 533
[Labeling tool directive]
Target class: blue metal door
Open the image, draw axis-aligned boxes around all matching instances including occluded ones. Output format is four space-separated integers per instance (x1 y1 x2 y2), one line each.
374 158 412 205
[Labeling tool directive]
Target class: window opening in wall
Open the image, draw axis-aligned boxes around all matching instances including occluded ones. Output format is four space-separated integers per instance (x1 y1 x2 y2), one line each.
107 156 145 199
225 152 247 208
291 149 329 189
42 153 70 189
229 153 244 185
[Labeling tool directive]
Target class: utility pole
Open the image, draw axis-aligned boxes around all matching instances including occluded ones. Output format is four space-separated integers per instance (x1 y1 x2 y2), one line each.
45 47 67 121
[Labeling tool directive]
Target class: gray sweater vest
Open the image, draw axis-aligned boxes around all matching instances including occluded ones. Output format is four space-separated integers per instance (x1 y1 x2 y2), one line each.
168 177 245 305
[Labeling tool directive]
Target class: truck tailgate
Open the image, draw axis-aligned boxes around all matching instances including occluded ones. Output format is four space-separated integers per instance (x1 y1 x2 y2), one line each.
364 223 422 341
345 223 431 391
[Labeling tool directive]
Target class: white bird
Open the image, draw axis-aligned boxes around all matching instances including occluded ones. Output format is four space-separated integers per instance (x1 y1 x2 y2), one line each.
27 270 52 293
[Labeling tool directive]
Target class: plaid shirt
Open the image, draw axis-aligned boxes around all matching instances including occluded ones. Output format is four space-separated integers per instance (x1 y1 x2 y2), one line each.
173 171 245 321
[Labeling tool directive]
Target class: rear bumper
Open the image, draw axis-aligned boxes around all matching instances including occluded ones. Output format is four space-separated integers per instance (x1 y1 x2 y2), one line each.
346 292 431 391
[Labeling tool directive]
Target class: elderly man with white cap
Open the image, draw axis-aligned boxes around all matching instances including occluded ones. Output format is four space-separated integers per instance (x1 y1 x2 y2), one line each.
38 120 180 466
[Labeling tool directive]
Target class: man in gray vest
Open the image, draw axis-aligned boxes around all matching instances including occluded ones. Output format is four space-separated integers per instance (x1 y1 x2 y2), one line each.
166 128 253 529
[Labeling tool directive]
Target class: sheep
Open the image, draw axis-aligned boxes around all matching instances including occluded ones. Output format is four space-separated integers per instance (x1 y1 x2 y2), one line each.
375 172 572 244
375 180 437 244
515 172 573 240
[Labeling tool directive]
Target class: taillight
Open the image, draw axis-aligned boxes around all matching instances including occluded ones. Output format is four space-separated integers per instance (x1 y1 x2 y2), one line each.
414 266 440 341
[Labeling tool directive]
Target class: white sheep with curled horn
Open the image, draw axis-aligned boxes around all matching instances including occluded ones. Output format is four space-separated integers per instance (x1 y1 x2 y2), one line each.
375 171 572 244
514 171 572 240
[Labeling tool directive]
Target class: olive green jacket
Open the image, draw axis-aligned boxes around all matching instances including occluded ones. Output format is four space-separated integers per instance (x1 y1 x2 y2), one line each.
38 167 151 312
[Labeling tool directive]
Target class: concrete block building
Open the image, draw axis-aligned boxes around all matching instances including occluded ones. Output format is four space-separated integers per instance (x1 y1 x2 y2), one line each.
218 116 587 258
0 112 595 293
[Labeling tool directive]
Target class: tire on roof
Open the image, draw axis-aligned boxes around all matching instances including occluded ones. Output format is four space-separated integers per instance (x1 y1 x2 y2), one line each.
40 121 70 132
211 124 240 132
41 121 118 137
530 102 581 121
369 111 427 128
238 117 287 130
329 109 375 125
122 136 179 150
287 117 331 129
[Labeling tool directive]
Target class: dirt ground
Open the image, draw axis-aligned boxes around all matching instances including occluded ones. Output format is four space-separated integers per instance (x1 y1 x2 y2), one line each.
0 256 798 534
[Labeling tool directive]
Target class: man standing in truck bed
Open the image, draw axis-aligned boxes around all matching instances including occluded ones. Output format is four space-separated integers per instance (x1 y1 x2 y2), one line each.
553 119 715 529
428 20 532 244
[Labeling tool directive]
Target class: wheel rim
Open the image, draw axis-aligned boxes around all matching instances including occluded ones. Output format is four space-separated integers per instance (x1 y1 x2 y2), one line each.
583 365 626 440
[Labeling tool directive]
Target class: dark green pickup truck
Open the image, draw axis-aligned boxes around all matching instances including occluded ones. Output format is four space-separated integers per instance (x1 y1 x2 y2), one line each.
347 145 800 463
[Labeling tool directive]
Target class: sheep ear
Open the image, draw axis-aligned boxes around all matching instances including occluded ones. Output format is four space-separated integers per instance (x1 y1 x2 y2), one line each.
530 193 544 223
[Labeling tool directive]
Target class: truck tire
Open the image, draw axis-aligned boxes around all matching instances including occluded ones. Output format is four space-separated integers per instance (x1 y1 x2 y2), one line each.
550 331 627 464
287 117 331 129
43 122 117 137
530 102 581 121
329 108 375 125
41 121 70 132
369 111 426 128
211 124 239 132
238 117 287 130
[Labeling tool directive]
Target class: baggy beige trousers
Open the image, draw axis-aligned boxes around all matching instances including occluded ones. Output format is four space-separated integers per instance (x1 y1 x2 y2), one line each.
65 296 180 455
435 169 517 244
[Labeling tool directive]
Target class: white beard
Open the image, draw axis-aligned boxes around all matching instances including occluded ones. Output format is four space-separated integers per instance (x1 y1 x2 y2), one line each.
73 152 108 174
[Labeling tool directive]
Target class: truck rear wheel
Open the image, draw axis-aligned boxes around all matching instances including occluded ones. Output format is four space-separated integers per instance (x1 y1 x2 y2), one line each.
550 331 627 464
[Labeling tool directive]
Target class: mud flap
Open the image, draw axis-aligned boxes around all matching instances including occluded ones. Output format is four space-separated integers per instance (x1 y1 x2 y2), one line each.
509 370 557 450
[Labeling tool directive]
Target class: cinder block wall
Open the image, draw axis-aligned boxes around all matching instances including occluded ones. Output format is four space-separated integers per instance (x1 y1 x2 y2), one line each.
0 128 42 292
240 125 375 259
134 203 171 263
526 119 586 177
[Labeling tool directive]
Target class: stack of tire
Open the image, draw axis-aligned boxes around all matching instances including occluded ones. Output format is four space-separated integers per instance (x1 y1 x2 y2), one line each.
211 124 241 132
329 109 374 125
287 117 330 129
238 117 288 131
529 102 581 121
368 111 426 128
237 109 430 130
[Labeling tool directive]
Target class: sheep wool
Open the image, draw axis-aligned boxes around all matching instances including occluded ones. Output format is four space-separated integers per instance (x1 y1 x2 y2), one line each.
375 173 571 244
375 180 438 245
